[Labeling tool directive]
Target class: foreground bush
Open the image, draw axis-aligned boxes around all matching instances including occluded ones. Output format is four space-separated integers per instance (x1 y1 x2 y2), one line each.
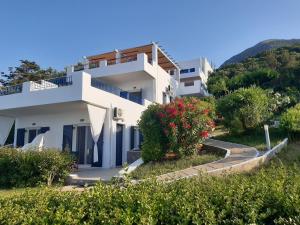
0 161 299 224
0 148 74 188
217 86 271 133
139 97 215 162
280 103 300 137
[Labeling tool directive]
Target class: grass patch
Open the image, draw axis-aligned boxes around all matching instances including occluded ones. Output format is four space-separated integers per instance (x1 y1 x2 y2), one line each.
130 153 222 179
213 126 286 151
276 141 300 163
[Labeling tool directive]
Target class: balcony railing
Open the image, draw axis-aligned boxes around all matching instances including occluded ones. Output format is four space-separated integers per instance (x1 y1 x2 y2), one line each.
47 76 73 87
0 76 73 96
91 79 121 95
91 79 143 105
31 76 73 91
71 55 140 72
0 84 22 96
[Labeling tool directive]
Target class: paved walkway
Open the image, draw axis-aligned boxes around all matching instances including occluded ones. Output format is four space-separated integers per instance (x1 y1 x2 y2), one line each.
67 167 122 185
157 139 260 182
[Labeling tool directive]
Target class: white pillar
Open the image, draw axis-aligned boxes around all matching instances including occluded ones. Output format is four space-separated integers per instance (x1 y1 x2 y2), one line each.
100 60 107 67
102 107 112 168
176 68 181 82
152 43 158 65
115 50 121 64
264 125 271 150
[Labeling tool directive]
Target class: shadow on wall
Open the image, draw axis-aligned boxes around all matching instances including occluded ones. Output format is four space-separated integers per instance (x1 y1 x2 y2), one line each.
4 123 15 146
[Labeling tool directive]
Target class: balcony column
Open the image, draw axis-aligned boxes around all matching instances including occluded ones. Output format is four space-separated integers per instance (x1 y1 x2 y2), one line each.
100 60 107 67
115 49 121 64
176 68 181 82
152 42 158 65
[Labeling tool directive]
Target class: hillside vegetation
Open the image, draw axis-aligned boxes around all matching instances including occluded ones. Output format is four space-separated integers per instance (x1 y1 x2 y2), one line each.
208 45 300 105
222 39 300 66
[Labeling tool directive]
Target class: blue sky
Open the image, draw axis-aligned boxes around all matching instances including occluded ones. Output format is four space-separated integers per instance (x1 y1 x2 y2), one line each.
0 0 300 72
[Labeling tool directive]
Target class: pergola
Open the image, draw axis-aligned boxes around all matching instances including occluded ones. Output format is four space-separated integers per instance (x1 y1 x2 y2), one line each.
87 43 179 73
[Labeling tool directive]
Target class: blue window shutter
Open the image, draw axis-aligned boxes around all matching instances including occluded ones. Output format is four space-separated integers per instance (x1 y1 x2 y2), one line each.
16 128 25 147
28 130 37 143
120 91 128 99
38 127 50 134
130 126 135 150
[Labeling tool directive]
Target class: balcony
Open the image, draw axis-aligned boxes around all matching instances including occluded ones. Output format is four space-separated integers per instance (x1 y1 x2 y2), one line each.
91 79 143 105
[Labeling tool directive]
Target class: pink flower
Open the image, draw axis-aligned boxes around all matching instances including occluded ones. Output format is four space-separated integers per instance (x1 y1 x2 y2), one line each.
158 112 165 118
169 122 177 129
202 109 210 115
200 130 209 138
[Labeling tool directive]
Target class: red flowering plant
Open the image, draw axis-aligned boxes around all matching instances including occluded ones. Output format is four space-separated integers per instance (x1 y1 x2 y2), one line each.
157 97 215 157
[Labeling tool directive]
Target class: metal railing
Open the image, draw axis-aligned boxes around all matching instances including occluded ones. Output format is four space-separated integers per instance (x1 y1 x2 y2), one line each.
91 79 121 95
47 76 73 87
32 76 73 90
91 79 143 105
0 84 22 96
0 76 73 96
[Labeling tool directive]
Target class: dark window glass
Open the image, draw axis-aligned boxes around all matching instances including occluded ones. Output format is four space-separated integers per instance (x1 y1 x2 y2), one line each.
189 68 195 72
62 125 73 152
180 69 189 74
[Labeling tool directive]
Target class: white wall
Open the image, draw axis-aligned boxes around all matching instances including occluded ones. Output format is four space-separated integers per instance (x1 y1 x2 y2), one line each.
178 80 208 96
15 110 90 149
177 58 213 97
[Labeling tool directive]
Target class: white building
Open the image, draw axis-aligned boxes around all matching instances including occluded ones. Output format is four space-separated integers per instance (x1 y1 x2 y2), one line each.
177 58 213 97
0 43 212 168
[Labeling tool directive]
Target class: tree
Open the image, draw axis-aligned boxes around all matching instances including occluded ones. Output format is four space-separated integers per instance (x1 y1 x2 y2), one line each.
0 60 65 86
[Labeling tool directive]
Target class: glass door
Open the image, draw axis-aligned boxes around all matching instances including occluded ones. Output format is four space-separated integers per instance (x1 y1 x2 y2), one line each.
76 126 93 165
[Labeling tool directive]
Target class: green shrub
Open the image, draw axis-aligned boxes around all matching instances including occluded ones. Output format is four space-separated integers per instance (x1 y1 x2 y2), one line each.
217 87 271 133
0 148 74 188
138 104 168 162
280 103 300 136
0 162 300 224
139 97 215 162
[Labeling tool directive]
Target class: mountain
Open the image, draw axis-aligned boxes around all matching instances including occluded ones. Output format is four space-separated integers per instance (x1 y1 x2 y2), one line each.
221 39 300 67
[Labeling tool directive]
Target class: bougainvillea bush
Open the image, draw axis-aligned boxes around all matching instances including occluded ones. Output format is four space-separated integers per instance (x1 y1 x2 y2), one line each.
139 97 215 162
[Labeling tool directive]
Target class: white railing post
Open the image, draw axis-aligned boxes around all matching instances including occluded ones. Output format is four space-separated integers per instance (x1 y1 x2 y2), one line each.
264 124 271 150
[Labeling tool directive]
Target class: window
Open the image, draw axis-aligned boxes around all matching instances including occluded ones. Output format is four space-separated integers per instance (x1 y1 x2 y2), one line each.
180 69 189 74
180 68 196 74
184 81 194 87
163 92 167 104
130 126 143 150
170 70 175 75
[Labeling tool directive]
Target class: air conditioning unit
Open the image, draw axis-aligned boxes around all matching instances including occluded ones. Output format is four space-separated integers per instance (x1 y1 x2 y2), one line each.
113 107 124 120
